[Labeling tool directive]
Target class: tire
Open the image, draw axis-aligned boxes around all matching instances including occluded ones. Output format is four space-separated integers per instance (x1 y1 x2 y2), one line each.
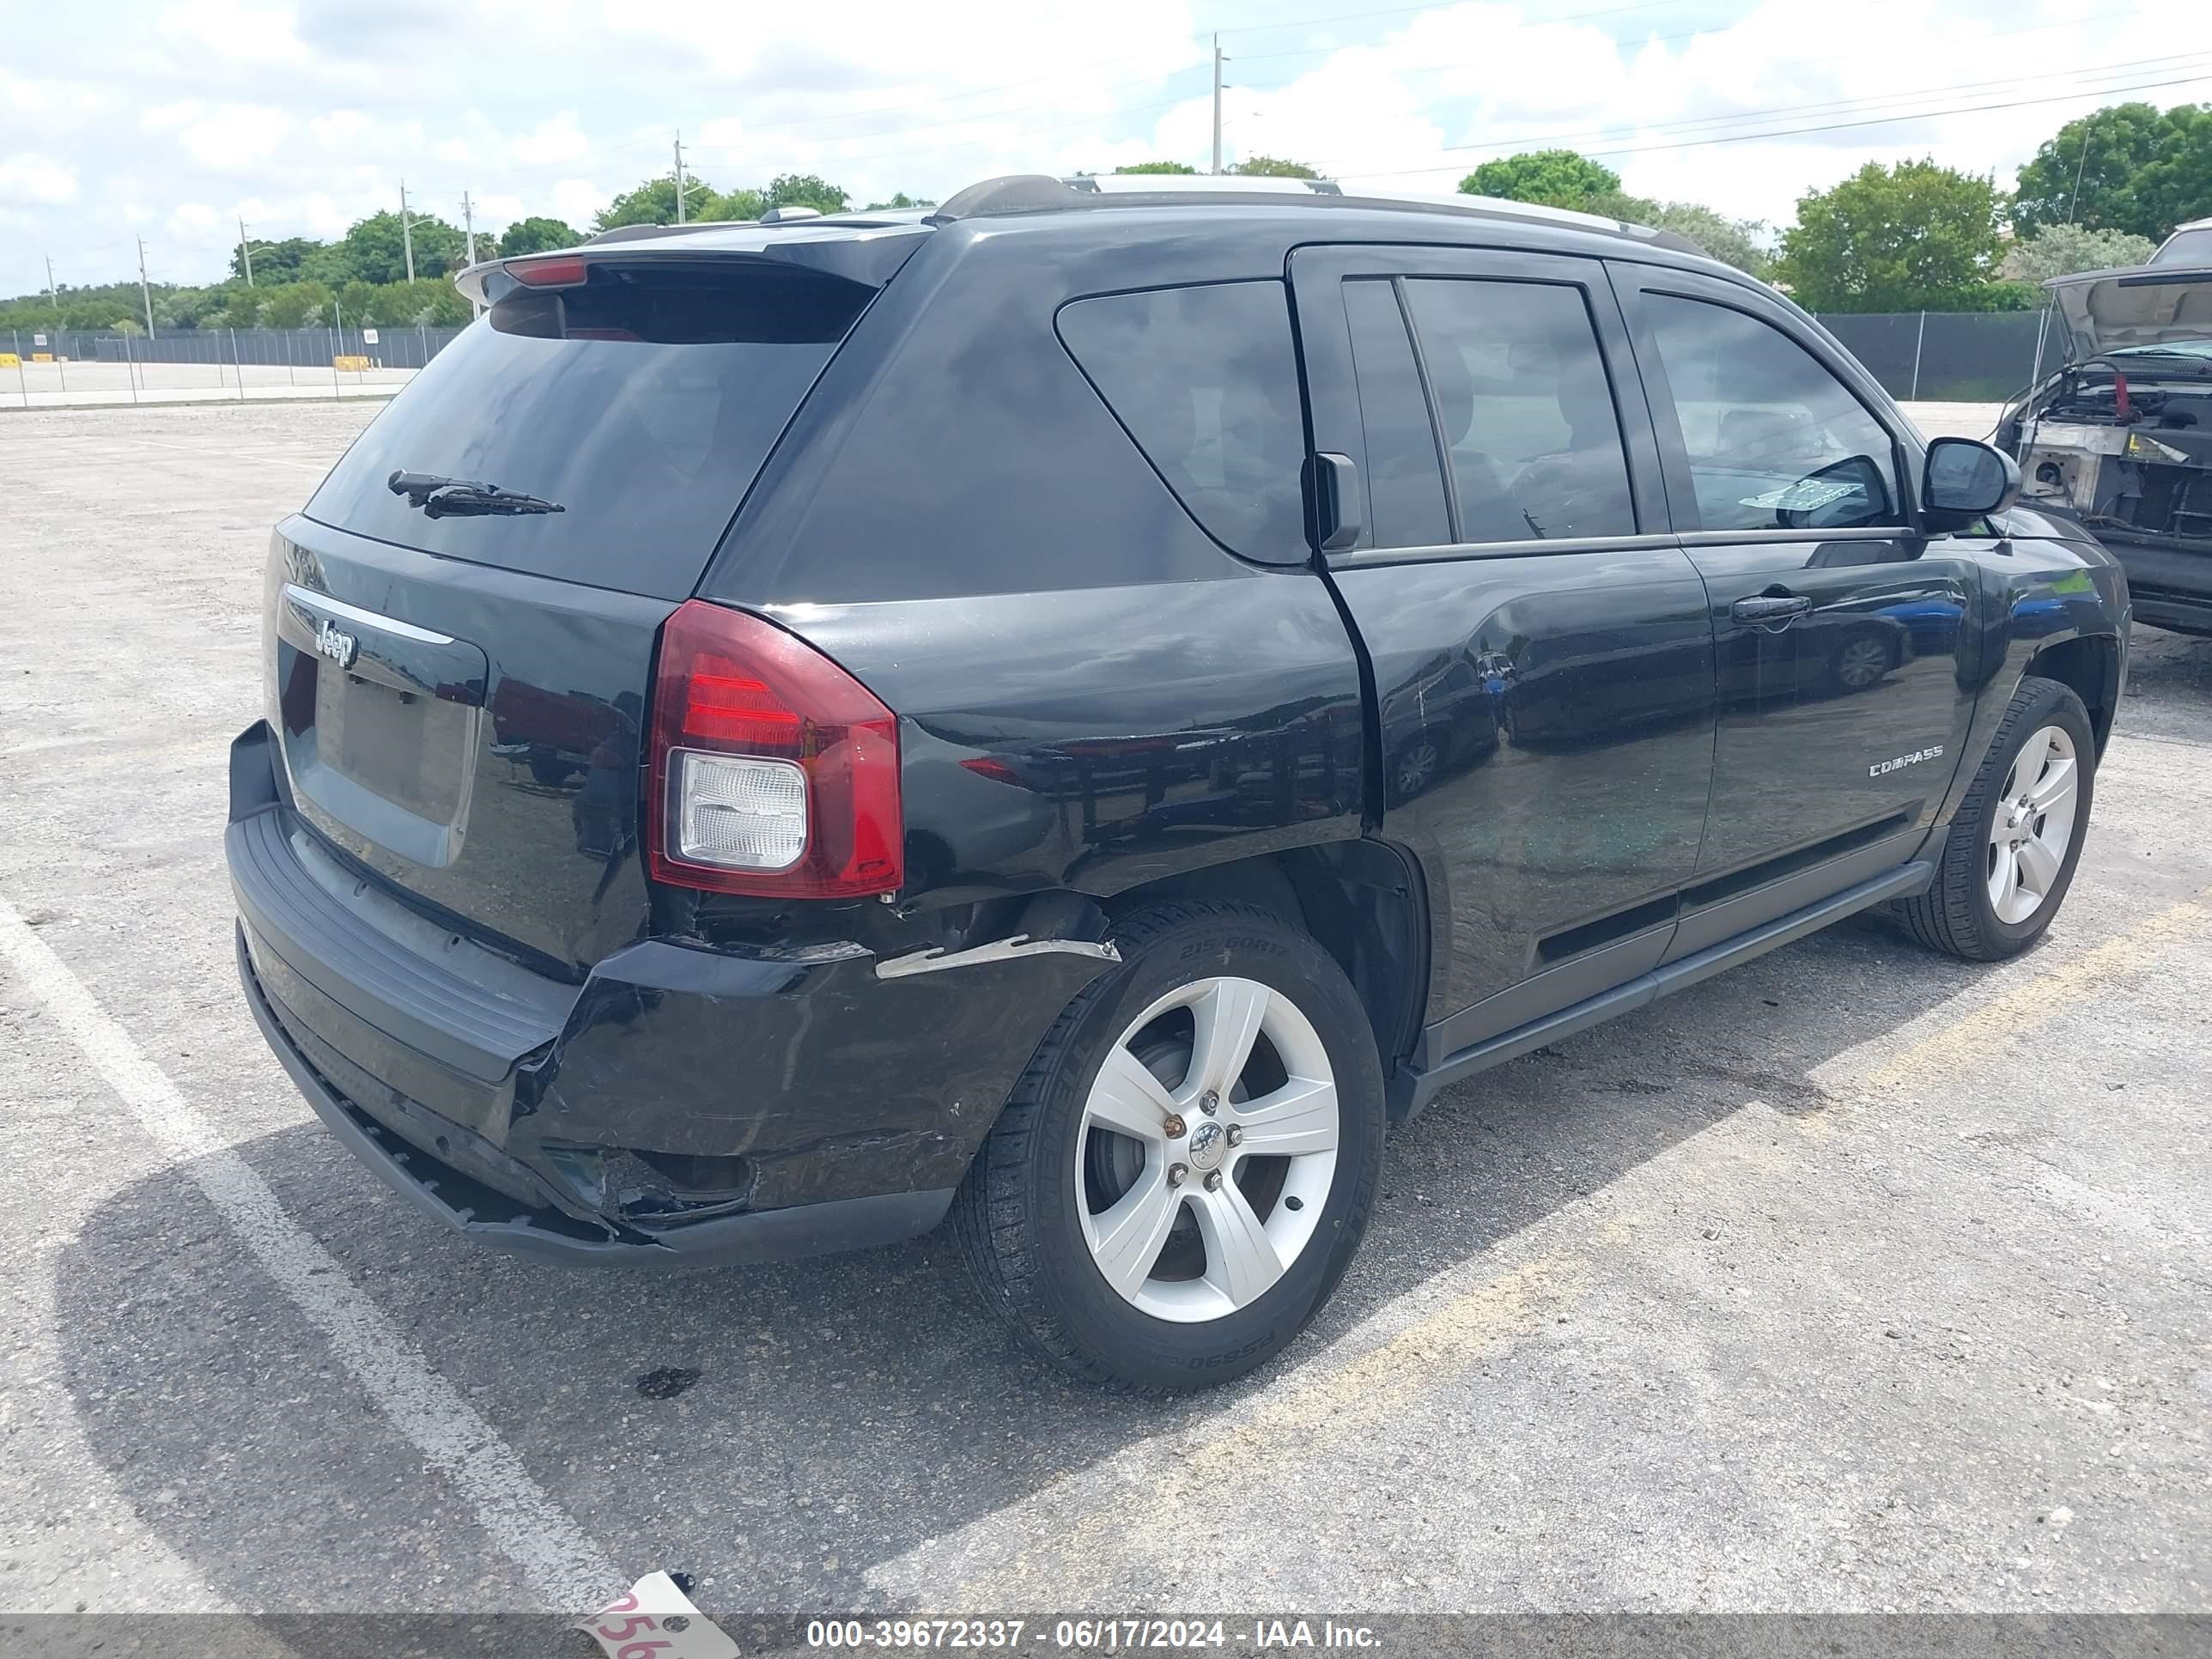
1388 731 1445 803
1894 675 2095 962
954 900 1386 1392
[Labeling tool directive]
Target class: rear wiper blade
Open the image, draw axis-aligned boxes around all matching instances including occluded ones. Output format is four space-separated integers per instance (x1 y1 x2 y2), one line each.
387 470 564 519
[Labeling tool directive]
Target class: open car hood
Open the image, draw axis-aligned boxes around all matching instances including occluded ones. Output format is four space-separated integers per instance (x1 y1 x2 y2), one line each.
2046 264 2212 360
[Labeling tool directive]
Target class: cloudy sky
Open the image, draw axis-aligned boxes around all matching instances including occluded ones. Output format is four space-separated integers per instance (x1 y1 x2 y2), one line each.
7 0 2212 297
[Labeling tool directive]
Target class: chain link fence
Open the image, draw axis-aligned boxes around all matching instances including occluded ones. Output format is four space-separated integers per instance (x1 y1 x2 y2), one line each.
5 325 464 370
1814 309 2059 404
3 323 467 405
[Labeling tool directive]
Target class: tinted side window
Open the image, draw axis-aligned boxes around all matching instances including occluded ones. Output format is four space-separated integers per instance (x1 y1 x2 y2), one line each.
1342 279 1451 550
1644 295 1902 532
1058 282 1309 562
1401 278 1637 544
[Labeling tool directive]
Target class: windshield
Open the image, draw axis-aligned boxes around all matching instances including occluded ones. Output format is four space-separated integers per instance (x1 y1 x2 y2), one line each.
2151 227 2212 267
306 260 874 600
2105 339 2212 362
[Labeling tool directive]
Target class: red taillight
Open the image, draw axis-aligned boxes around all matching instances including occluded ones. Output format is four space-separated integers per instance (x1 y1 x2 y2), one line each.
646 600 902 900
507 254 588 288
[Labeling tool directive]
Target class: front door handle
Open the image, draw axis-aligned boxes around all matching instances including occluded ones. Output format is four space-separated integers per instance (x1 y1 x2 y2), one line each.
1731 594 1814 623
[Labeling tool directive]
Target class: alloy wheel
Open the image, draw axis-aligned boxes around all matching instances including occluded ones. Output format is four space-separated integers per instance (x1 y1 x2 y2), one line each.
1074 976 1340 1323
1394 740 1440 797
1987 723 2081 925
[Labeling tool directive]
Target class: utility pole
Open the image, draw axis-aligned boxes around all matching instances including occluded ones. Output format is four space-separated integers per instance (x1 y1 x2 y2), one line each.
137 236 155 338
239 215 255 286
461 189 483 318
46 254 60 322
399 179 416 283
1211 35 1227 175
674 131 688 225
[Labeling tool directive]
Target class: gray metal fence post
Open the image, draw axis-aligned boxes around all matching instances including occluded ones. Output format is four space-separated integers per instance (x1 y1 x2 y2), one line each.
125 331 139 404
231 326 246 402
12 330 27 409
1909 311 1927 403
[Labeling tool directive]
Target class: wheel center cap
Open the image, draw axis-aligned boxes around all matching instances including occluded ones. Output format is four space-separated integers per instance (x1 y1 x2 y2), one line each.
1185 1119 1225 1172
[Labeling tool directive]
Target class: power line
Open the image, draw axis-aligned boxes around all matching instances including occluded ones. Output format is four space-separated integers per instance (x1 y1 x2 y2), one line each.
1326 63 2212 180
1415 44 2209 164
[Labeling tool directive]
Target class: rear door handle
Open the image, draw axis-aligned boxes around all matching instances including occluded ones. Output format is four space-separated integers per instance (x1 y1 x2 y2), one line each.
1731 594 1814 623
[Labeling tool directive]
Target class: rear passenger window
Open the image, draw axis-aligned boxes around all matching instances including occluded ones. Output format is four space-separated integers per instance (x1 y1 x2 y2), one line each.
1058 282 1309 562
1402 278 1638 544
1342 279 1451 550
1643 295 1902 532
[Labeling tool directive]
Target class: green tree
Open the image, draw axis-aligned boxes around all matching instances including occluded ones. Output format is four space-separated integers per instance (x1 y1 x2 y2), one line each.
375 277 472 325
299 240 361 289
2002 222 2159 284
708 186 767 221
763 173 848 213
337 210 466 286
1578 189 1771 276
258 281 332 329
1773 158 2010 312
1228 155 1321 179
594 174 704 230
2014 103 2212 240
1114 161 1199 174
864 191 938 210
1459 149 1621 207
335 279 379 327
228 235 320 286
497 216 581 255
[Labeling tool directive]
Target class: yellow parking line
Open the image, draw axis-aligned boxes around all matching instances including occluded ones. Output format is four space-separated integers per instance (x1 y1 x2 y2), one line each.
1864 892 2208 1092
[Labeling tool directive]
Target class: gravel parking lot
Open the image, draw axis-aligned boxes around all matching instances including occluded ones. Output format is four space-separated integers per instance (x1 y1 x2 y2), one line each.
1 404 2207 1631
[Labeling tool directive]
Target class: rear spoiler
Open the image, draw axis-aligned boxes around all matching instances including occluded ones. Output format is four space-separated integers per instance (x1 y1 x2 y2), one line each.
453 222 933 308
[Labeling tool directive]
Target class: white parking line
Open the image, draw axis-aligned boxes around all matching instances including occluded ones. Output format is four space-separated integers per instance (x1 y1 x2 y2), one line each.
0 896 621 1612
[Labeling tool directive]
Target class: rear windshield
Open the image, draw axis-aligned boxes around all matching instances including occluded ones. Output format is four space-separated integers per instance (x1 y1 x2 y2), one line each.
306 261 873 599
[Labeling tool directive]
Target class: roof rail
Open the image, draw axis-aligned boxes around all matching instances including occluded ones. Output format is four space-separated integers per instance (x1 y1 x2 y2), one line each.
584 210 918 246
922 173 1701 256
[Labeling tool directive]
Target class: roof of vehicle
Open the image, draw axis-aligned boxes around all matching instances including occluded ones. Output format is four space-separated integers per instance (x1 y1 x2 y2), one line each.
454 172 1746 310
465 173 1708 273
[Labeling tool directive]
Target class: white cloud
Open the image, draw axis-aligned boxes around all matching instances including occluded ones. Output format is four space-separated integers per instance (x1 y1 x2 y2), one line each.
11 0 2212 295
0 154 79 205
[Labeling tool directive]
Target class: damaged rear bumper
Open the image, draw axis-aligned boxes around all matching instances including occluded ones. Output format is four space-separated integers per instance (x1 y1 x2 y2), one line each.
227 720 1114 1266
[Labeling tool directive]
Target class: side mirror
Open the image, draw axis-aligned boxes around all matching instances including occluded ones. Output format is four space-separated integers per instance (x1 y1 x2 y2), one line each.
1922 437 2021 532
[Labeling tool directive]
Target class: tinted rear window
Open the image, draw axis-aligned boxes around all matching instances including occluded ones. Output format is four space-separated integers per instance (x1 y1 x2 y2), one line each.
1056 281 1310 562
306 261 873 600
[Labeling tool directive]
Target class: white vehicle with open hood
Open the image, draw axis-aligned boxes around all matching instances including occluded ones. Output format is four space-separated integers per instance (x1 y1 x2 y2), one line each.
1999 226 2212 635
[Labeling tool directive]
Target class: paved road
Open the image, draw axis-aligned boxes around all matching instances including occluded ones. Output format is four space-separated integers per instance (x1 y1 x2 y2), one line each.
1 404 2206 1629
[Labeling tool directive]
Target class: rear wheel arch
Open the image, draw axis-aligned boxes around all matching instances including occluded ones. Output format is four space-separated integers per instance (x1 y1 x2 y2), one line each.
1100 841 1427 1093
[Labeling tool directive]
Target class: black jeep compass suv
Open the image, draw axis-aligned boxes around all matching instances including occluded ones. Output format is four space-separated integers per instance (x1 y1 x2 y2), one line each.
229 176 2129 1390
